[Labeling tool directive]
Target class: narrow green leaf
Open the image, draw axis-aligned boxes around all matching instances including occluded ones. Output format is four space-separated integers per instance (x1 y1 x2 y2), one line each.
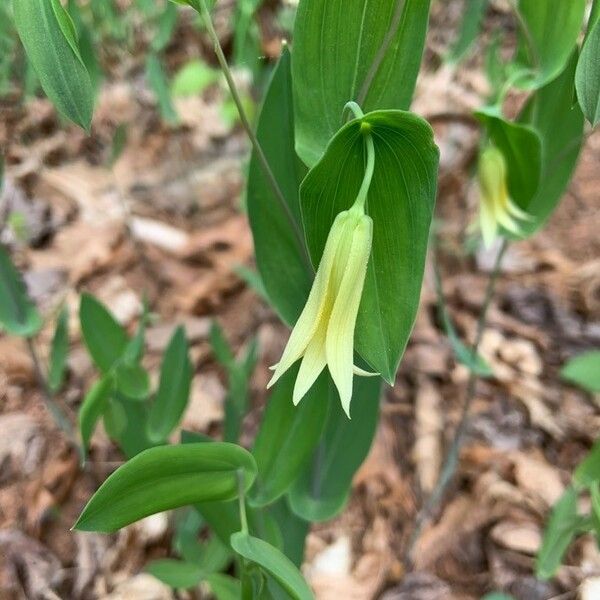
561 351 600 394
250 367 328 507
146 53 179 125
115 362 150 400
292 0 432 166
289 377 380 521
0 246 42 337
575 438 600 486
447 0 488 64
301 110 439 381
147 326 192 442
152 1 178 52
80 293 129 373
206 573 241 600
210 321 235 370
536 487 582 579
49 306 69 392
13 0 94 129
576 20 600 126
230 533 314 600
79 374 114 458
74 443 257 532
145 559 204 589
515 0 585 89
247 47 311 326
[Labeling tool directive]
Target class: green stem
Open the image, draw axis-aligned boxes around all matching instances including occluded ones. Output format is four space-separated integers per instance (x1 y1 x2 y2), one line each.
237 469 249 535
195 0 313 275
405 238 509 566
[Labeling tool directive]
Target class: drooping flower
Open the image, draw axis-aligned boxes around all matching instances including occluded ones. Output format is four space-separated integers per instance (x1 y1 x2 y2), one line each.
267 205 375 418
477 145 532 248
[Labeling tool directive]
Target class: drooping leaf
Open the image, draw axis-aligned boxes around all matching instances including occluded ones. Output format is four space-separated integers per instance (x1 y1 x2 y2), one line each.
0 246 42 337
300 110 438 381
231 533 314 600
145 559 204 589
576 19 600 126
561 351 600 394
292 0 432 166
147 326 192 442
447 0 488 64
250 367 328 507
48 306 69 393
80 294 129 373
79 374 114 459
247 47 312 326
13 0 94 129
74 443 257 532
514 0 585 89
289 376 380 521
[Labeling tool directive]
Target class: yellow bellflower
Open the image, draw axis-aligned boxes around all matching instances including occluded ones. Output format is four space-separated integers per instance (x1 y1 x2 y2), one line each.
477 145 532 248
268 121 377 418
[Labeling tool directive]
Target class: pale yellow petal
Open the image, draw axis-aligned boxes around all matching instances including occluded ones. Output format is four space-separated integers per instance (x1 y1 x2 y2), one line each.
506 198 533 221
293 329 327 405
479 199 497 248
326 216 372 418
353 365 379 377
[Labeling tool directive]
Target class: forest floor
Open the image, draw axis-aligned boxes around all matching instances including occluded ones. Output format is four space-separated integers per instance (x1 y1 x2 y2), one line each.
1 1 599 599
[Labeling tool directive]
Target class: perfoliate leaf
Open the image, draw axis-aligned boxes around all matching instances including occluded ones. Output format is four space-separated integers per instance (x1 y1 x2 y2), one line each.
74 443 257 532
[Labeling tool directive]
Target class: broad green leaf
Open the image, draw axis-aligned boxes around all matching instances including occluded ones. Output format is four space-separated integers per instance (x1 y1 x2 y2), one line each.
74 443 257 532
115 362 150 400
475 108 542 213
206 573 241 600
247 47 312 326
447 0 488 64
145 559 203 589
515 0 585 89
171 59 219 97
575 438 600 486
231 533 314 600
561 351 600 394
518 53 585 234
146 53 178 125
301 110 438 381
147 326 192 442
289 377 380 521
79 374 114 459
13 0 94 130
80 294 129 373
576 19 600 126
269 498 309 568
292 0 432 166
49 307 69 393
536 487 582 579
0 246 42 337
250 367 328 507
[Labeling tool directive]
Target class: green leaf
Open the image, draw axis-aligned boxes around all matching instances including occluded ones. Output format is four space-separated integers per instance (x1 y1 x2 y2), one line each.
80 294 129 373
79 374 114 459
447 0 488 64
145 559 203 589
536 487 582 579
576 19 600 127
515 0 585 89
300 110 438 381
482 594 516 600
269 499 309 568
289 376 380 521
575 438 600 486
171 59 219 97
561 351 600 394
48 306 69 392
110 396 155 459
173 507 204 563
518 53 585 233
247 47 312 326
231 533 314 600
591 482 600 539
152 1 178 52
292 0 432 166
74 442 257 532
146 53 179 125
147 326 192 442
206 573 241 600
0 246 42 337
13 0 94 130
115 362 150 400
250 367 328 507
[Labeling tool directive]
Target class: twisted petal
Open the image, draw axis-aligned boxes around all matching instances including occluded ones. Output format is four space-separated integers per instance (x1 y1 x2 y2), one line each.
325 215 373 418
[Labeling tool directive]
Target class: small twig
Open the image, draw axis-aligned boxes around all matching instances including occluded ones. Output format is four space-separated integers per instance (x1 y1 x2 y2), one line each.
196 0 313 275
26 337 75 440
405 238 509 566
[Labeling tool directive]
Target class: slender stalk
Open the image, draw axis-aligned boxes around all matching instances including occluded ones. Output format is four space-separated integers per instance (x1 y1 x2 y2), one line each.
405 239 509 565
196 0 312 274
237 468 249 535
26 337 75 439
